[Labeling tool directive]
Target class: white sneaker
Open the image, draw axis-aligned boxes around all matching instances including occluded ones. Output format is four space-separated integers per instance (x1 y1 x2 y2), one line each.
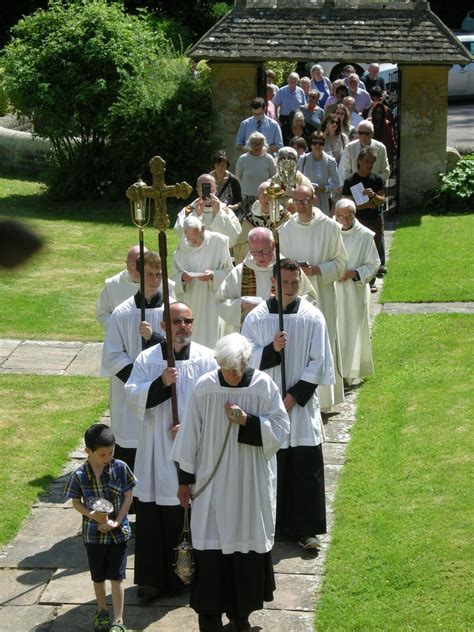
298 535 321 550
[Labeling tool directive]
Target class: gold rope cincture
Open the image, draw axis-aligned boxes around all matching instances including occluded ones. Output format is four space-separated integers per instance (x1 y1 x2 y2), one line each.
174 421 233 584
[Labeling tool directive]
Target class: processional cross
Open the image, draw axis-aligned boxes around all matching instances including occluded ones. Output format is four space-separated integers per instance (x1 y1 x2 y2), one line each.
126 155 192 426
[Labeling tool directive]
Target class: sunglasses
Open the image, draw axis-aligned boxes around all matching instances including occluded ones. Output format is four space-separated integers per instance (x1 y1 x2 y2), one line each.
172 318 194 325
358 130 371 135
311 141 324 146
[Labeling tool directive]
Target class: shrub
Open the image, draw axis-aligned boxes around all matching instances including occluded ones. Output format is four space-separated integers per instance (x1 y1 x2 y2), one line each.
425 155 474 213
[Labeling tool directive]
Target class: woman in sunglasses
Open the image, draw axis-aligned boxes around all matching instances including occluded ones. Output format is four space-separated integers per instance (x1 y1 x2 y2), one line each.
321 114 349 166
297 131 341 216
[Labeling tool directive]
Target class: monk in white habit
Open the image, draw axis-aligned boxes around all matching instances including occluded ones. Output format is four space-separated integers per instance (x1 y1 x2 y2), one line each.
172 333 290 632
95 245 175 332
101 251 171 473
278 184 348 410
216 226 318 333
241 259 334 551
172 216 233 348
334 199 380 383
124 302 217 602
174 173 241 248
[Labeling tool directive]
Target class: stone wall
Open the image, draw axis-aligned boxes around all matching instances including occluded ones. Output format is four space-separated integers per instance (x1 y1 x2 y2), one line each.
398 65 448 211
209 61 260 169
0 127 51 174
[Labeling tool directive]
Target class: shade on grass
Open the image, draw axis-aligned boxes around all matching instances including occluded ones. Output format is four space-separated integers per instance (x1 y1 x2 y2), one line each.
0 174 181 341
316 314 473 631
0 374 108 546
381 213 474 303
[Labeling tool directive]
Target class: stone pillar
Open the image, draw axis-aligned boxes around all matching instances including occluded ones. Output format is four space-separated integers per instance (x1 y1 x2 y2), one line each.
209 62 260 169
398 65 448 212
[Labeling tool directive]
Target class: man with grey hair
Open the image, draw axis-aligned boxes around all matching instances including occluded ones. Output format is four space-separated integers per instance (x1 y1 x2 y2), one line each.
217 225 318 333
361 63 386 93
174 174 241 248
346 73 371 113
172 216 233 348
339 120 390 184
273 72 306 143
334 199 380 384
172 332 290 632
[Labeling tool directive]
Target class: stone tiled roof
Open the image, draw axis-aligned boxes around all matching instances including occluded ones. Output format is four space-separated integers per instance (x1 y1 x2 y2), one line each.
189 1 472 65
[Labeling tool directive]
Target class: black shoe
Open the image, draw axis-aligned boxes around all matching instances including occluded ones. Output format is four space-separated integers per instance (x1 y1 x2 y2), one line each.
376 265 387 277
198 613 224 631
137 584 160 601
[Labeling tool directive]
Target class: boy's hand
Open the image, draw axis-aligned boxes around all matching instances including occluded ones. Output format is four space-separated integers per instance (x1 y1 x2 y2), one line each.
97 520 119 533
89 510 108 524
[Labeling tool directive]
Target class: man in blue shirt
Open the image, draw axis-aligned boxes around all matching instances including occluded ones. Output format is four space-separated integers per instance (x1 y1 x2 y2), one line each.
273 72 306 144
236 97 283 155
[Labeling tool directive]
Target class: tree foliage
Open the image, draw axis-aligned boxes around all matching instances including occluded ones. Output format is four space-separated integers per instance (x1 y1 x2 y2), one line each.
2 0 214 199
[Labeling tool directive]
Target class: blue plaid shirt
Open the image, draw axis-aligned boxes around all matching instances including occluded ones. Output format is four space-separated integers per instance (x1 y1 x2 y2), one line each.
65 458 137 544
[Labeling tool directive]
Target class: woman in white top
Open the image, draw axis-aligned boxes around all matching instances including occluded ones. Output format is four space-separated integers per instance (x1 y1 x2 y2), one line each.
235 132 277 219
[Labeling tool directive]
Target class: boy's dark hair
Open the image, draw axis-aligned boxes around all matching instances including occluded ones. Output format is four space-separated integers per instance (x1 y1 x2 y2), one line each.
85 423 115 451
135 251 161 273
273 258 301 277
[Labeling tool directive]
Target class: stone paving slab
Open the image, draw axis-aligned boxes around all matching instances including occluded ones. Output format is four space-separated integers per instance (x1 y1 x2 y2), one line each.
0 339 21 361
272 541 326 575
0 604 54 631
266 573 317 611
382 301 474 314
0 568 53 606
65 342 102 376
322 442 347 465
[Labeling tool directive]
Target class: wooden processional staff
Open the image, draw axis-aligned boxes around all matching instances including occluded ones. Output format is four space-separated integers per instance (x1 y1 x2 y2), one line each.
126 156 192 426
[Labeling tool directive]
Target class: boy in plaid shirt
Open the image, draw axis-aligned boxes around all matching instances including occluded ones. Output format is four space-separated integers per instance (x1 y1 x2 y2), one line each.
65 423 136 632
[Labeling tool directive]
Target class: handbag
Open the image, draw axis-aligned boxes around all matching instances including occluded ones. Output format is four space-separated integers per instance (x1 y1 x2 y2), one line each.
174 420 233 584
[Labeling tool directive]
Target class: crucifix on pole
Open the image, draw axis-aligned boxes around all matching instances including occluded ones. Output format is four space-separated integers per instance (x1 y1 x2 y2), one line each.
126 155 192 427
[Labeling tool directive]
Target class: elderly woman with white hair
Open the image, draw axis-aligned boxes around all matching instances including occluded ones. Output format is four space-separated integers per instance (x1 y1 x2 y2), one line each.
172 333 290 632
235 131 277 221
310 63 332 108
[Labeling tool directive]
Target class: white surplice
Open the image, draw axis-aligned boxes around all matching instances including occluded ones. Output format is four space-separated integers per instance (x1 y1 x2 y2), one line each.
216 252 319 332
174 199 241 248
336 219 380 379
95 270 176 333
278 210 347 409
171 231 233 348
101 296 168 448
125 341 217 505
241 298 334 447
171 369 290 553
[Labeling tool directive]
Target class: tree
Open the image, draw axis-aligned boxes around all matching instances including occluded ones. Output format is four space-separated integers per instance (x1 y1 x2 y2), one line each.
3 0 166 197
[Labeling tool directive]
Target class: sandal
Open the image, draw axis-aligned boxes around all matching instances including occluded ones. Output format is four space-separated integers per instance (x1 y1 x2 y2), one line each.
110 624 127 632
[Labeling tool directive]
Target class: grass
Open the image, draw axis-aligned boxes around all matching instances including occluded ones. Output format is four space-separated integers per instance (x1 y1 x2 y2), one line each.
0 374 108 547
316 313 473 631
381 212 474 303
0 173 180 341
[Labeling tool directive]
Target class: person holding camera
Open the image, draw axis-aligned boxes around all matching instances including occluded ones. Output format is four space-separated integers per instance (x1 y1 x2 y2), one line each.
174 174 241 248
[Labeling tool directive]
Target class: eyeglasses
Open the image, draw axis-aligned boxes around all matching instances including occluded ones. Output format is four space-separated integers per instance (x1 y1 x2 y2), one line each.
311 140 324 146
172 318 194 325
249 247 272 257
358 130 371 135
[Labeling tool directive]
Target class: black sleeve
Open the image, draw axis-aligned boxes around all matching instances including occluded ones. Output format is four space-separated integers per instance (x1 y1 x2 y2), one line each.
231 174 242 203
177 468 196 485
144 331 164 349
341 178 352 196
146 376 172 408
260 342 281 370
238 414 263 446
288 379 318 407
116 364 133 384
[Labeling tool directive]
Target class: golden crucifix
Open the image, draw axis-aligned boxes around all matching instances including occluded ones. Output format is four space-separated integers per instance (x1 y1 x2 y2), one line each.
125 155 192 426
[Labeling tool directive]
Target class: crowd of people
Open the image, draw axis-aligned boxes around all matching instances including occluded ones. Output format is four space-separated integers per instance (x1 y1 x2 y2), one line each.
67 62 393 632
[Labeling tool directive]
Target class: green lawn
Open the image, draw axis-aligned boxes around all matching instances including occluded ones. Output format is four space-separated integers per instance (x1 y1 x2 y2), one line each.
0 174 180 341
381 213 474 303
0 374 108 546
316 314 473 631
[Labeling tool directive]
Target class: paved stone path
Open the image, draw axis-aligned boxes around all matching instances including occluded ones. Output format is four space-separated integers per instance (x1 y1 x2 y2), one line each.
2 224 471 631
